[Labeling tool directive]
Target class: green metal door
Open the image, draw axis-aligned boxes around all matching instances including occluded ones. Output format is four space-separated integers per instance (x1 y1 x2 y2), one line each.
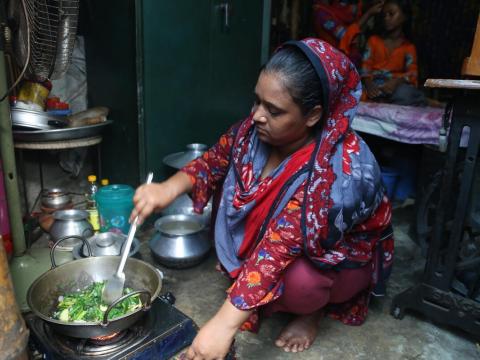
139 0 266 180
202 0 264 143
84 0 140 186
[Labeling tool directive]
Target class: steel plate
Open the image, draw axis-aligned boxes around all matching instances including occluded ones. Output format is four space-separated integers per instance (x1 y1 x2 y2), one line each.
12 108 69 130
163 144 208 169
13 120 113 142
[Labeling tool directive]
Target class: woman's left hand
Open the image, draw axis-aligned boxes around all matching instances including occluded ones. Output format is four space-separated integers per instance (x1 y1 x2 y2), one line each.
183 299 251 360
183 316 236 360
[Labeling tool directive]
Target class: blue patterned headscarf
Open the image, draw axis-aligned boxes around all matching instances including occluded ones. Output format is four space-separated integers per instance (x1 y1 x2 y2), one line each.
215 38 385 275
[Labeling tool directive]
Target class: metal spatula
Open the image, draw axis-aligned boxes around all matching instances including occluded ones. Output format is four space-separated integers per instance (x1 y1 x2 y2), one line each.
102 172 154 304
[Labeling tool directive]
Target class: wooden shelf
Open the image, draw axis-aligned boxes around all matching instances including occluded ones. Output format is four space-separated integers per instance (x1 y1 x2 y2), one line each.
14 136 102 150
424 78 480 90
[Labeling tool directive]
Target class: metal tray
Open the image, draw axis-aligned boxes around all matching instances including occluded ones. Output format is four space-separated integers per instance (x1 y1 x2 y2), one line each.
13 120 113 142
163 144 208 169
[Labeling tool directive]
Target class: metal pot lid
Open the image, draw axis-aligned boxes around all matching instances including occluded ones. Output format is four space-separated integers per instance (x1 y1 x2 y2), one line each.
79 232 140 258
41 188 71 206
53 209 89 221
163 143 208 169
42 187 68 197
154 214 205 236
96 236 116 247
82 232 124 256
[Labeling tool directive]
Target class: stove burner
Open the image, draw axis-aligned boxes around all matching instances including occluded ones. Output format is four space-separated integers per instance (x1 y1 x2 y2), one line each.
44 318 150 357
90 331 124 345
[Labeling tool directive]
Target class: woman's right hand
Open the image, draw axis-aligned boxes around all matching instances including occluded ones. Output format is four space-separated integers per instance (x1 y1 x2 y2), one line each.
366 0 385 16
129 171 194 224
359 0 384 29
129 182 176 225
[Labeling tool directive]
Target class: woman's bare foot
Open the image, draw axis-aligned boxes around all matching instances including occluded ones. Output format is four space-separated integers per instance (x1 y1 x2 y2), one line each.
274 311 322 353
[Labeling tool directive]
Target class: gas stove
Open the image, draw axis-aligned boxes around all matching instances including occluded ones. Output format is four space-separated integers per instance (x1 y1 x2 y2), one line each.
26 294 197 359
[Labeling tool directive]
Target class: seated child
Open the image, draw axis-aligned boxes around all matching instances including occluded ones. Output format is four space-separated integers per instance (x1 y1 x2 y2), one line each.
360 0 426 106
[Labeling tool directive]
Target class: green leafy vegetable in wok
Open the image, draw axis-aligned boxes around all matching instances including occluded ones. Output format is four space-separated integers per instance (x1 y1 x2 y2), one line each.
52 281 142 323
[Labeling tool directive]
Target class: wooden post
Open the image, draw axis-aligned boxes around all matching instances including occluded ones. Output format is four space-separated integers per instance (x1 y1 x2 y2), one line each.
0 236 29 360
462 14 480 76
291 0 300 39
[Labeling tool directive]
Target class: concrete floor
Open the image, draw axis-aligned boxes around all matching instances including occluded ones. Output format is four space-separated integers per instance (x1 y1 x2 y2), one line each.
138 206 480 360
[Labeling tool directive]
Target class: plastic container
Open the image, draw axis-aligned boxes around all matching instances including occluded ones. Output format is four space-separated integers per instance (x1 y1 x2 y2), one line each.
47 109 72 117
17 80 52 111
46 96 70 110
394 158 417 201
381 167 399 200
96 184 135 234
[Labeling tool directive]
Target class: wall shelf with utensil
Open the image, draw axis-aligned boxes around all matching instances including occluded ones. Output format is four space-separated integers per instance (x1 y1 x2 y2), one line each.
14 135 103 214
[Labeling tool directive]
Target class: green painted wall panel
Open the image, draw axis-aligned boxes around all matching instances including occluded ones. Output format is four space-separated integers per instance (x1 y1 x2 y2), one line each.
85 0 265 183
141 0 213 179
141 0 264 180
207 0 264 133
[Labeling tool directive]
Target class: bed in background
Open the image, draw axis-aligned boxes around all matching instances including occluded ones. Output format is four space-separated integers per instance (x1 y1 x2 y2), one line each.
352 102 468 147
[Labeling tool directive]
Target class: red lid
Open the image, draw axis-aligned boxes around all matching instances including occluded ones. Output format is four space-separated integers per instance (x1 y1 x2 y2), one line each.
2 233 12 255
46 97 70 110
42 80 52 91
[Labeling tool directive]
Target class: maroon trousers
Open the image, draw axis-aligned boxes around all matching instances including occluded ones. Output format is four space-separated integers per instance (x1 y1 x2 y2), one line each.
265 257 371 315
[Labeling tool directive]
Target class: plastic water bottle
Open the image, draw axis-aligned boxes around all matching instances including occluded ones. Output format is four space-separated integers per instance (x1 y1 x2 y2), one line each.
86 175 100 232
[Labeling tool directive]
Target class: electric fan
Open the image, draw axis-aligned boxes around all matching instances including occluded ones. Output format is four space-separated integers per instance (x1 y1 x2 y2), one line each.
0 0 80 311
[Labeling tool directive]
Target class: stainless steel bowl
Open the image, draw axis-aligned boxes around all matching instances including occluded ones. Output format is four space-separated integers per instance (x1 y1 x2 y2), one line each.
49 209 94 250
41 188 71 209
149 214 211 268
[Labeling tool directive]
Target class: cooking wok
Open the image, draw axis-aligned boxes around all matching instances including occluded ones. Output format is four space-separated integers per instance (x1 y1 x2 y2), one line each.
27 236 162 338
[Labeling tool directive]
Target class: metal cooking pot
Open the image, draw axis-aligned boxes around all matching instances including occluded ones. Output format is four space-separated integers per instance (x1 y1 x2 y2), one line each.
41 188 71 209
27 237 162 338
49 209 93 250
149 214 211 268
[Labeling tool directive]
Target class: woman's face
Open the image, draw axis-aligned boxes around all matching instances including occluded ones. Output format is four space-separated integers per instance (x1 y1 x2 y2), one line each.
252 71 320 148
382 2 405 32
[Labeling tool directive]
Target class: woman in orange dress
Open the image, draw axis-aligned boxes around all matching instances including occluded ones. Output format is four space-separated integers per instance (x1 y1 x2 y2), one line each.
312 0 363 47
361 0 426 105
